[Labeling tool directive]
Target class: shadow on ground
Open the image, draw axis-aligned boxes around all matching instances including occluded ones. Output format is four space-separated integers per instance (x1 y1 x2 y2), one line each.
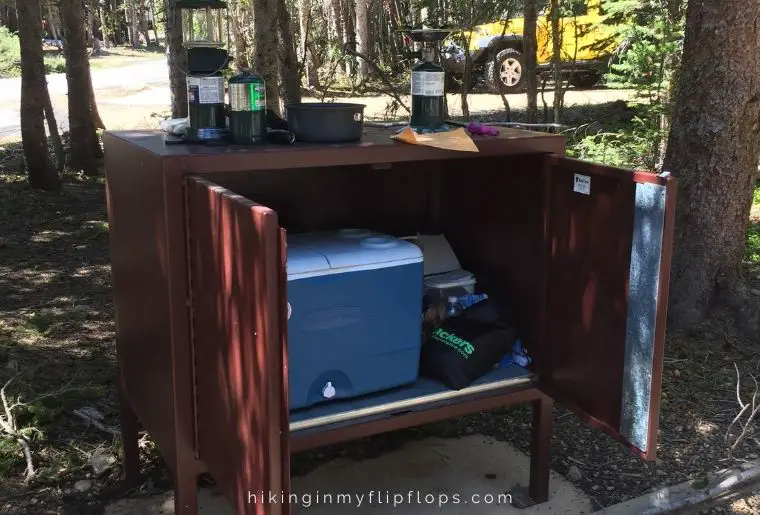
0 151 136 512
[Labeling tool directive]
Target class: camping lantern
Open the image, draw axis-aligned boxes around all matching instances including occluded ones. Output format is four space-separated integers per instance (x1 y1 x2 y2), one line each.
175 0 230 143
177 0 227 48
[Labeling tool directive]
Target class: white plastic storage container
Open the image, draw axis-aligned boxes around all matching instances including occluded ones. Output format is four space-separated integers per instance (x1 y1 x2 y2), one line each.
423 269 476 302
286 229 424 410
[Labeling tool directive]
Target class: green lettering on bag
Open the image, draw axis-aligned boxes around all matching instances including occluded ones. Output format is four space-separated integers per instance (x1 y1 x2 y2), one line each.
432 327 474 358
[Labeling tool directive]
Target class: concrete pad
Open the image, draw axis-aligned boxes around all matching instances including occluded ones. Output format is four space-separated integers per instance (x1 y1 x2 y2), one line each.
105 435 593 514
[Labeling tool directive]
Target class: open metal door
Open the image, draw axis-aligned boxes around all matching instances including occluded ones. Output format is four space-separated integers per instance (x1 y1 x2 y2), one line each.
186 176 290 515
539 155 676 460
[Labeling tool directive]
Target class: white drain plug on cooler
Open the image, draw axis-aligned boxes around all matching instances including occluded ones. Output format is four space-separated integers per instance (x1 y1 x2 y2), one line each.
322 381 336 399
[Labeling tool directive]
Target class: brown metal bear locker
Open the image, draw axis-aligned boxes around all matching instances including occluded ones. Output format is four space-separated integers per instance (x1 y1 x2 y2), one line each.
104 127 676 515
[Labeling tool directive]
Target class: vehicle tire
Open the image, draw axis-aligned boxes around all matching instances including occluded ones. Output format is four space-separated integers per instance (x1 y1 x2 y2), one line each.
569 71 601 89
485 48 526 94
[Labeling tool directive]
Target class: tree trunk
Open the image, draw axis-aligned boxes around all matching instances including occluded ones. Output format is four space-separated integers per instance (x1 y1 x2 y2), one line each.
549 0 563 123
4 4 19 32
88 6 105 56
342 0 354 76
662 0 760 331
523 0 538 124
384 0 402 72
43 95 65 171
150 0 160 43
230 0 251 69
89 74 106 132
60 0 100 176
128 0 140 46
165 0 188 118
324 0 339 44
277 1 301 106
16 0 60 191
49 14 61 45
139 0 151 45
298 0 320 88
253 0 283 116
326 0 345 77
85 6 94 43
99 1 111 47
461 41 471 118
355 0 369 79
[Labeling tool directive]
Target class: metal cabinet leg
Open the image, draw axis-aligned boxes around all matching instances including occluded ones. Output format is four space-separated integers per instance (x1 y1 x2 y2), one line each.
118 375 140 488
529 395 553 503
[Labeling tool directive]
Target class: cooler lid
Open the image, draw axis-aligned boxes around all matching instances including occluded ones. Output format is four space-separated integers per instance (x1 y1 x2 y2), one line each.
322 234 423 271
286 244 331 278
287 229 423 279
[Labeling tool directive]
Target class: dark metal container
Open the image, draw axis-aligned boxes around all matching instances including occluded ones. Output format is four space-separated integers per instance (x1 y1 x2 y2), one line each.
185 72 227 142
410 49 446 131
228 69 267 145
285 103 365 143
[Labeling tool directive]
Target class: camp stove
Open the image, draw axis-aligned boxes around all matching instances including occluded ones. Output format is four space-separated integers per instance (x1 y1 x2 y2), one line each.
403 29 455 133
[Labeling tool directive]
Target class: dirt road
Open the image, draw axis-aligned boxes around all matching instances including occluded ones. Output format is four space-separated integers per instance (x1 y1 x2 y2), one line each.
97 85 634 130
0 57 169 141
0 57 635 141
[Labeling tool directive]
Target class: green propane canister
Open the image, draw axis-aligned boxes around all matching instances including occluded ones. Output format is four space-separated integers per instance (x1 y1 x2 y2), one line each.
228 68 267 145
410 47 446 131
186 72 227 142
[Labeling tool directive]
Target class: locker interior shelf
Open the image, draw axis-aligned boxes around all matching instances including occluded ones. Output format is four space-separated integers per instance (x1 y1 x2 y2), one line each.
289 364 535 433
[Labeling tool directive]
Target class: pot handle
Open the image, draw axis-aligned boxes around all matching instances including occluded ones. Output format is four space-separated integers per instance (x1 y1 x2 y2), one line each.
353 111 364 123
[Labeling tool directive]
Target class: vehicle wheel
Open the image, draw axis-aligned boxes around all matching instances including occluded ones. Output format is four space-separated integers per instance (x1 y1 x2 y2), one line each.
485 48 526 94
569 71 601 89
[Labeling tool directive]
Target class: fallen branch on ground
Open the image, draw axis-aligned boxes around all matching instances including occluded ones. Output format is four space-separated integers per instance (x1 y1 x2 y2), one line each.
0 375 36 484
0 373 80 484
725 362 760 454
73 406 121 437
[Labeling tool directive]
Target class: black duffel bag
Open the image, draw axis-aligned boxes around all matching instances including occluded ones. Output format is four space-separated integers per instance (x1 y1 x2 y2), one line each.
419 299 518 390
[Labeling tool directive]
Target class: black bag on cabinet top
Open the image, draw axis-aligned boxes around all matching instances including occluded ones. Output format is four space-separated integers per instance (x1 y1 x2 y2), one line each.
419 299 518 390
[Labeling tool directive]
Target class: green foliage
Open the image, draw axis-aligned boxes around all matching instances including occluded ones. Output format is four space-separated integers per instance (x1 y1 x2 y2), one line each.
0 27 67 79
747 184 760 265
748 222 759 264
568 127 647 169
411 0 521 29
567 112 664 169
0 436 24 476
603 0 684 98
568 0 685 170
44 55 67 75
0 26 19 78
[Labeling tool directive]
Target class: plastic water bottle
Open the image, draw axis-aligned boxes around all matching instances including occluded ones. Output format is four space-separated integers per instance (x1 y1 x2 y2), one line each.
513 354 531 367
500 339 532 368
446 293 489 317
446 296 464 317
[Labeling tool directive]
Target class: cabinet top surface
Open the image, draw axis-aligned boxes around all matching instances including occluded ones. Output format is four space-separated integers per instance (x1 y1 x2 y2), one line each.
104 126 564 163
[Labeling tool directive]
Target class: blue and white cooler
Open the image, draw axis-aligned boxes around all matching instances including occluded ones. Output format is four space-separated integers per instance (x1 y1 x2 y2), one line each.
286 229 424 410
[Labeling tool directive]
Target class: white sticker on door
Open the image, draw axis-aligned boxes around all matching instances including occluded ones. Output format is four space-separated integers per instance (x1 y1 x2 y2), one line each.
574 174 591 195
